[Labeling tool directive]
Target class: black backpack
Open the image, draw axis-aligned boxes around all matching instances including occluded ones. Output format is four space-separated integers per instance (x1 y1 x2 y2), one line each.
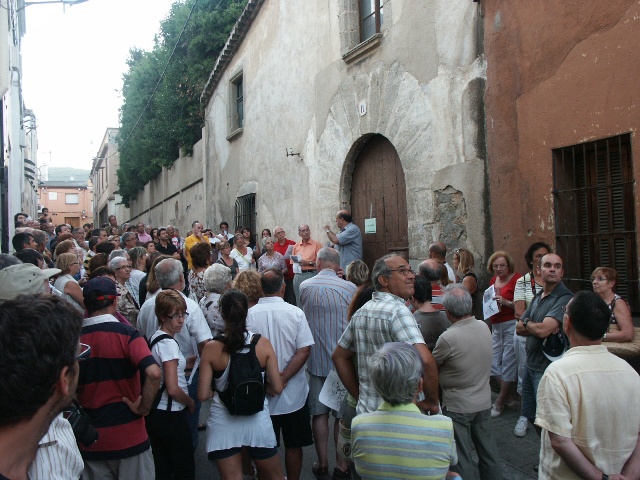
148 333 179 411
215 334 266 416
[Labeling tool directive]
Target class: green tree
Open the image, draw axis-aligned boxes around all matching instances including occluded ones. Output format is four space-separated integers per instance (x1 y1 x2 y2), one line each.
117 0 248 206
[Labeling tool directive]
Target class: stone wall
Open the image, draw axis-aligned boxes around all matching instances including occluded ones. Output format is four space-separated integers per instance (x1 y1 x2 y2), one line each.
201 0 491 271
127 140 205 235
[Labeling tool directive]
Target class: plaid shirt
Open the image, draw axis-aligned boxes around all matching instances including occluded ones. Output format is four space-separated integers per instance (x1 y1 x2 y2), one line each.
338 291 425 414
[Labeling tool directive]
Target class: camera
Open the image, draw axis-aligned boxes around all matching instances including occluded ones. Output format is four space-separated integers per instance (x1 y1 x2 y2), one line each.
65 401 99 447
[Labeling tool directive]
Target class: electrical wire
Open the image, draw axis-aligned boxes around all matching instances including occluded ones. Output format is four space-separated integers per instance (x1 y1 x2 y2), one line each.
103 0 199 160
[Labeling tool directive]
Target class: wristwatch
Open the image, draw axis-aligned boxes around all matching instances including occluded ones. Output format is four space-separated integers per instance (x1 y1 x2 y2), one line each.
522 318 530 329
325 229 331 233
602 474 609 480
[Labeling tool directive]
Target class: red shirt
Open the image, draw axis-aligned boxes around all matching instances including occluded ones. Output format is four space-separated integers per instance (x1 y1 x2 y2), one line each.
274 238 296 279
489 273 521 324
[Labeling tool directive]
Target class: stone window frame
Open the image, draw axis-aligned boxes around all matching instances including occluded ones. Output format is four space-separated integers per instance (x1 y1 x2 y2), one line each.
340 0 391 64
226 69 244 142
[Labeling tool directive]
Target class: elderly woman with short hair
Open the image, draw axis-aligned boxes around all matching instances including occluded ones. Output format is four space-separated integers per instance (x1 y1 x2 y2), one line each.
54 252 85 313
199 263 233 337
351 342 458 479
110 256 140 328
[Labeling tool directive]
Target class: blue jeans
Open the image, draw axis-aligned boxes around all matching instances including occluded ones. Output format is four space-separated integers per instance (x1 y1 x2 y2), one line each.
522 366 545 422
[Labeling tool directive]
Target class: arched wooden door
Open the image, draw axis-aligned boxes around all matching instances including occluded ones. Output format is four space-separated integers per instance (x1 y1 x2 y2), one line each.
350 135 409 270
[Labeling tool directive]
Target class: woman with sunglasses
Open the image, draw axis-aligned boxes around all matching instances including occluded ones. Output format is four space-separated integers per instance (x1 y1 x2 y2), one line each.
146 290 196 480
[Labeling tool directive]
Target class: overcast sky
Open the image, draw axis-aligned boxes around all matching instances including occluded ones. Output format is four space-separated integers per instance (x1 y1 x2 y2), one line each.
21 0 177 170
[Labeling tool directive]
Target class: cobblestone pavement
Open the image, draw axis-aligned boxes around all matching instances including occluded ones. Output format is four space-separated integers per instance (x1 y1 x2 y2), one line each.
195 393 541 479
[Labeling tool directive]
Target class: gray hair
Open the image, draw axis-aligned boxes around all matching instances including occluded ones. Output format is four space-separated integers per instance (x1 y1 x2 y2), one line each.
418 260 440 282
31 230 47 247
370 342 424 406
442 284 473 319
109 256 128 270
372 253 397 291
0 254 22 270
317 247 339 266
203 263 232 294
155 258 183 289
122 232 136 243
108 249 129 262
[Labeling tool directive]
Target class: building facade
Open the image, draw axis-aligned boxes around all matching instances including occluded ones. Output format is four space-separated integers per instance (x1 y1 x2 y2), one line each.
0 0 39 252
198 0 489 269
483 0 640 313
90 128 129 228
38 179 92 228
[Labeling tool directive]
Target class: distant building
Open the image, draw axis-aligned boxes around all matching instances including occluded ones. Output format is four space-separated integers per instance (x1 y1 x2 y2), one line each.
38 172 93 228
91 128 128 228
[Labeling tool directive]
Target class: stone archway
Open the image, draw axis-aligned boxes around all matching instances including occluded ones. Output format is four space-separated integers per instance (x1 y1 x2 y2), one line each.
348 134 408 270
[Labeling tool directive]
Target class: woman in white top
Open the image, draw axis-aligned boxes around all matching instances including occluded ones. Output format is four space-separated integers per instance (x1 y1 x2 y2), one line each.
198 289 284 480
146 290 196 480
230 233 255 271
54 252 85 313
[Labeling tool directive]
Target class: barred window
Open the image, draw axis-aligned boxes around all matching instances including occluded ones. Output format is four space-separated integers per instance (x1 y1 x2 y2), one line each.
553 134 639 312
235 193 256 242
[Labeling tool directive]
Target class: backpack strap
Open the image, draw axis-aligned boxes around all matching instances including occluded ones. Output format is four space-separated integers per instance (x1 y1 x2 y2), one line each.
148 333 178 411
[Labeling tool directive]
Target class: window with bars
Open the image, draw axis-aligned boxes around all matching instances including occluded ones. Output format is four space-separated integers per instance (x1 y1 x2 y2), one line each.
553 134 639 313
360 0 383 42
235 193 256 243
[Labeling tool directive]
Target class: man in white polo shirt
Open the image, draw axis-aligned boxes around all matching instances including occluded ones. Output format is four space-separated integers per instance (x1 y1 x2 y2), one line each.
247 268 315 480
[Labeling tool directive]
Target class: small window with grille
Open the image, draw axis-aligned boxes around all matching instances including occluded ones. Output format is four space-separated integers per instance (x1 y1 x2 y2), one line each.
553 134 639 313
360 0 383 42
234 193 256 242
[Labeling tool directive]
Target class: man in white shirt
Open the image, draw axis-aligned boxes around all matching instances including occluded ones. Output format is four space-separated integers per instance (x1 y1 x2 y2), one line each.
536 290 640 480
0 295 84 480
247 268 315 480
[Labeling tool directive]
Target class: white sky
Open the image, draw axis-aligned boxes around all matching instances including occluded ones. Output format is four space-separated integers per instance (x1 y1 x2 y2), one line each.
21 0 177 170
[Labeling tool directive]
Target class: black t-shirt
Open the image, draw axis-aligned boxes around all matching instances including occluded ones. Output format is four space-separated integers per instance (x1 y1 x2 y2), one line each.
155 242 178 256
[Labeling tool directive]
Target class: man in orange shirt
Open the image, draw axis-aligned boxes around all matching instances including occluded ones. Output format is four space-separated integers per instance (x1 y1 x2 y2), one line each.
292 224 322 306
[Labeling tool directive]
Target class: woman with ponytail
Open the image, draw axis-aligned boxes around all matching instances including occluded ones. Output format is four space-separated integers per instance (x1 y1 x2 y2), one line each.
198 289 284 479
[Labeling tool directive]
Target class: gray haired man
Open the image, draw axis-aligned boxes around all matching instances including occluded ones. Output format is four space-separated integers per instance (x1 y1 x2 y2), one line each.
433 284 502 480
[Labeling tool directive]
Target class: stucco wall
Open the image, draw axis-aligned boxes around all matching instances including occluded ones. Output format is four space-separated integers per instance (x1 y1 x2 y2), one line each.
127 139 205 234
484 0 640 271
203 0 489 267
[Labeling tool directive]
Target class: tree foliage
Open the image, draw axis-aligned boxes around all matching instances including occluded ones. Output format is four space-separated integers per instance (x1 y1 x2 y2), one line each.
117 0 248 206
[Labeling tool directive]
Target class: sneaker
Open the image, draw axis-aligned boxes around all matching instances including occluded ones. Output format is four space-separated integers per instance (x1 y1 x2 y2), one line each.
490 403 504 418
514 416 528 437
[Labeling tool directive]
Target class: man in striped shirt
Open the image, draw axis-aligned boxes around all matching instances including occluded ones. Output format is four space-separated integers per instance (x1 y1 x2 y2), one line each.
300 247 356 479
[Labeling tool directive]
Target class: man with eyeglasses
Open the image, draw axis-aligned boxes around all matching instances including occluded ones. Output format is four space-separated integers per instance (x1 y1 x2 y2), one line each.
78 277 161 480
0 295 85 480
333 253 440 418
515 253 573 438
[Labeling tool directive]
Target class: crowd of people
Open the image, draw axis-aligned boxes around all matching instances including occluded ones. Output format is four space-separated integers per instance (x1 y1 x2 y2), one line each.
1 208 639 480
